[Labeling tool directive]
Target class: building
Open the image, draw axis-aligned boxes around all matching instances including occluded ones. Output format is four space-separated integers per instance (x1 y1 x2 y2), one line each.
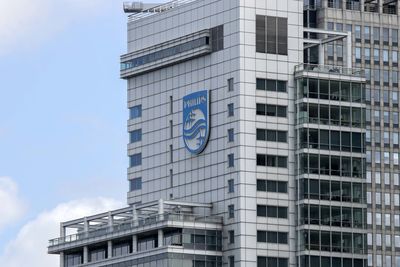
47 0 400 266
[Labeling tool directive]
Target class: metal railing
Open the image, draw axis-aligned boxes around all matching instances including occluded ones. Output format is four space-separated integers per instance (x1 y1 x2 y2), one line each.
127 0 198 23
295 63 365 77
48 213 222 247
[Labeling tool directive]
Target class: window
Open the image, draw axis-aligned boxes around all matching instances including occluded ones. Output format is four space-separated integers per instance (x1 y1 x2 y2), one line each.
374 49 380 62
257 205 288 219
170 144 173 163
256 78 287 92
393 29 398 46
383 49 389 64
364 26 370 42
169 169 173 188
228 78 234 91
355 25 361 40
383 28 389 44
227 128 234 142
257 257 288 267
257 231 288 244
256 154 287 168
169 96 173 114
256 129 287 142
130 177 142 191
228 179 234 193
228 154 234 167
355 47 361 62
393 51 398 65
129 153 142 167
373 27 380 44
228 230 235 244
227 103 234 117
256 104 287 117
130 129 142 143
129 105 142 119
393 71 399 85
228 256 234 267
364 47 370 62
211 25 224 52
256 15 288 55
257 180 288 193
228 205 234 219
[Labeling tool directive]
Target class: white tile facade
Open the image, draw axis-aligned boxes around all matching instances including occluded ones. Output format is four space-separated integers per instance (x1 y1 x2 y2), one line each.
126 0 303 266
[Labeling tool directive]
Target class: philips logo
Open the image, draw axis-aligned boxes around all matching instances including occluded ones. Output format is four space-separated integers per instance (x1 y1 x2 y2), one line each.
182 90 210 155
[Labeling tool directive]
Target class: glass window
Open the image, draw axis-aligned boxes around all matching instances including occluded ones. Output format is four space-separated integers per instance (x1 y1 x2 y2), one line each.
129 153 142 167
130 177 142 191
374 49 380 62
228 204 234 218
364 26 370 41
228 103 234 117
256 15 266 53
365 47 371 60
228 128 234 142
383 28 389 43
130 129 142 143
373 27 380 42
228 78 234 91
129 105 142 119
393 29 398 45
383 49 389 63
228 153 234 167
355 25 361 39
393 51 398 64
228 179 234 193
393 71 399 85
355 47 361 60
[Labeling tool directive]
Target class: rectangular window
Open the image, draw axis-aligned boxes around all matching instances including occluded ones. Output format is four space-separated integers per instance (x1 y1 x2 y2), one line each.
228 179 234 193
129 153 142 167
256 104 287 117
228 230 235 244
129 177 142 191
256 78 287 92
228 78 234 91
257 205 287 218
256 15 287 55
169 96 173 114
364 26 370 42
211 25 224 52
169 169 173 188
393 51 398 66
393 29 398 46
257 154 287 168
129 105 142 119
228 205 234 218
228 128 234 142
373 27 380 44
257 180 288 193
130 129 142 143
383 28 389 44
228 153 234 167
229 256 234 267
256 129 287 142
257 231 288 244
169 120 173 139
228 103 234 117
257 257 288 267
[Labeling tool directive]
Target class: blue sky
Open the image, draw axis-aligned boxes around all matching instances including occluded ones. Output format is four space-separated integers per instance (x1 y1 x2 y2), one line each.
0 0 162 265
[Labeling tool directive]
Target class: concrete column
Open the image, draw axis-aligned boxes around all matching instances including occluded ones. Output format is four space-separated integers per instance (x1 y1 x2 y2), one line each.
158 199 164 221
319 42 325 65
83 246 88 263
60 252 64 267
83 217 89 238
347 31 352 69
108 211 113 232
132 235 137 252
107 240 112 259
158 229 164 247
132 205 138 226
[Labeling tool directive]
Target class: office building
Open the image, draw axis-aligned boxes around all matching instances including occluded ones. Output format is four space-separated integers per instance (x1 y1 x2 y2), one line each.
46 0 400 266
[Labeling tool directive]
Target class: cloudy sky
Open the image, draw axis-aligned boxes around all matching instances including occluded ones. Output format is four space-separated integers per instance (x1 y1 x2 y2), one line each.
0 0 160 265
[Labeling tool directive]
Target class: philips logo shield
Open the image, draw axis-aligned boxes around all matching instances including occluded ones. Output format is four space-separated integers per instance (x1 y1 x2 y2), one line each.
182 90 210 154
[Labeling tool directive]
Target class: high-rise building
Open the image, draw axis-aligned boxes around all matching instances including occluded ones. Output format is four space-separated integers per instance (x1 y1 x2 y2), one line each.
47 0 399 266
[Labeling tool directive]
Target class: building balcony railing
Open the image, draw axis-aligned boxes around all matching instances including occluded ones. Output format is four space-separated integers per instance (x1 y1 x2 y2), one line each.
48 213 222 248
295 63 365 78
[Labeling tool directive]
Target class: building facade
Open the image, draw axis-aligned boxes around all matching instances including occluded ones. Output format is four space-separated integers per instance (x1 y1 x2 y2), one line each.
47 0 400 266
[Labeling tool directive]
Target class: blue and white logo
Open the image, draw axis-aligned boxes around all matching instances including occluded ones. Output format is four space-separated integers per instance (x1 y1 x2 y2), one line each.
182 90 210 154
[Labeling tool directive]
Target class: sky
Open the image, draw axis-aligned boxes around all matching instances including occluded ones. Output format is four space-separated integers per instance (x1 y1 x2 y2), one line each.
0 0 162 265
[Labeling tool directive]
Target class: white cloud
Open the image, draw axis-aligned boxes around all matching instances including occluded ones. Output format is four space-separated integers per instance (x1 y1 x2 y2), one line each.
0 177 25 231
0 197 123 267
0 0 115 56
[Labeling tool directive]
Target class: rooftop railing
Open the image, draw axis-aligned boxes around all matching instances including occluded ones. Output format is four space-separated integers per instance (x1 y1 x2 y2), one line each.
127 0 198 23
295 63 365 78
48 213 222 247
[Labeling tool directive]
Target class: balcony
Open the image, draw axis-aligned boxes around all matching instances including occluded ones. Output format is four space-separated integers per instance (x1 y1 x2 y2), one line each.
295 63 365 78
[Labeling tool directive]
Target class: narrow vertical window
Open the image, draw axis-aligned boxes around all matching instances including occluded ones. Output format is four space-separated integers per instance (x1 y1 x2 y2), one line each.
228 153 234 167
277 17 288 55
228 103 234 117
169 145 173 163
266 16 277 54
228 230 235 244
169 96 173 114
256 15 266 53
169 169 173 188
228 128 234 142
228 205 234 218
169 120 173 139
228 179 234 193
228 78 234 91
